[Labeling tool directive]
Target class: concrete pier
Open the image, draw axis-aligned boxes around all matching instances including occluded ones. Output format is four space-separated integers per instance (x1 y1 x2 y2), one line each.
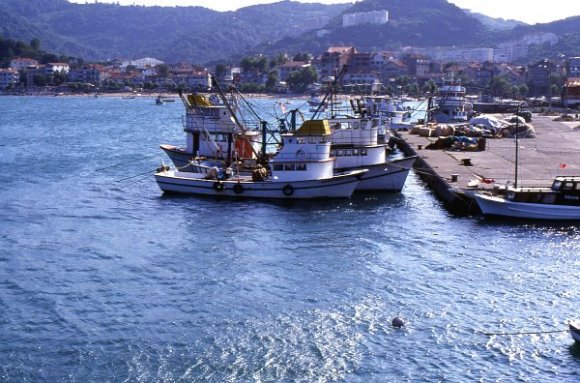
396 114 580 215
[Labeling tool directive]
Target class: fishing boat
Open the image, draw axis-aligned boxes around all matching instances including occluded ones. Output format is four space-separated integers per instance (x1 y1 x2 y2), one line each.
474 176 580 220
363 96 415 131
155 120 366 199
160 91 262 172
432 80 470 123
570 321 580 342
329 116 416 191
472 101 580 220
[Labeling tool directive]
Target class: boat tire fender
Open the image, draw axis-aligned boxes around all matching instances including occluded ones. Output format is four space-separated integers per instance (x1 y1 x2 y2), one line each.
233 183 244 194
214 182 225 192
282 184 294 196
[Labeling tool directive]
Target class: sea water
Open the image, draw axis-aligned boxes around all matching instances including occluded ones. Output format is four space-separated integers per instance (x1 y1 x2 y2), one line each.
0 95 578 382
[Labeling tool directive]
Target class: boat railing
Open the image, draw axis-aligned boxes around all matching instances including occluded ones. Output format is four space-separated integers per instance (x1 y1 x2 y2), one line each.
273 152 329 162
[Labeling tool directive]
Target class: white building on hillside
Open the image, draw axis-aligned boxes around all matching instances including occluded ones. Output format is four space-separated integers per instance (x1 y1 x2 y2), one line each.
0 68 19 89
343 10 388 27
122 57 164 70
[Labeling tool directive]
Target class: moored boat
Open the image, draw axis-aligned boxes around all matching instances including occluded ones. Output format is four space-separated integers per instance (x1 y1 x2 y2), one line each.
155 120 366 199
570 321 580 342
432 80 470 123
329 116 416 191
160 91 262 172
474 176 580 220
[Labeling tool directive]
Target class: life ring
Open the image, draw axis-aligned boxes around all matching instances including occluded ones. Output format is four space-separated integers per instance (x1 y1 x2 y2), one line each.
233 183 244 194
282 184 294 196
213 182 225 192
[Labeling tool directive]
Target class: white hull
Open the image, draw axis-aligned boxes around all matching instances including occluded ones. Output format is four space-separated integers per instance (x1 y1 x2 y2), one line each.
337 156 416 191
474 193 580 220
155 169 366 199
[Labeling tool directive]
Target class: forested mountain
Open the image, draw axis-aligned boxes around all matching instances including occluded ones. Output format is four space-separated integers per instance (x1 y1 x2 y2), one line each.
0 0 348 64
261 0 496 56
465 11 525 31
0 0 578 66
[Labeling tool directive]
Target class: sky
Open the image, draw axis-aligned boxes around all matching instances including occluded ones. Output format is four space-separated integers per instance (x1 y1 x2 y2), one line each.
69 0 580 24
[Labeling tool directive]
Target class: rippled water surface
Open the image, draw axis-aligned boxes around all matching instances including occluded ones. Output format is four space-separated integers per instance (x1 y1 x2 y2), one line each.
0 96 578 382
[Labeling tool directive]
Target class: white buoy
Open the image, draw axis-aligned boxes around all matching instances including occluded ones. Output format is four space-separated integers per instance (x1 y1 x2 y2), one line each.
392 317 405 328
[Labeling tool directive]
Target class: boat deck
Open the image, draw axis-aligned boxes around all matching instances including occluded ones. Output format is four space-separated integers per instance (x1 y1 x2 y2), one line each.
397 114 580 214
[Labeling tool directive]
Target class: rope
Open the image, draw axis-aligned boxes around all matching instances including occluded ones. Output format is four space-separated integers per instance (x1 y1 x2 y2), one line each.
95 153 159 172
482 329 572 336
116 169 155 182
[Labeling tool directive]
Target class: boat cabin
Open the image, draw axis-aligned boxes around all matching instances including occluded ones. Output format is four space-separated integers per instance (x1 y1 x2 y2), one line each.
506 176 580 205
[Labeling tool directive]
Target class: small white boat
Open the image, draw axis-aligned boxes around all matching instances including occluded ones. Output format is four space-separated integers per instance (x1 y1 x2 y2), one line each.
474 176 580 220
570 321 580 343
155 120 366 199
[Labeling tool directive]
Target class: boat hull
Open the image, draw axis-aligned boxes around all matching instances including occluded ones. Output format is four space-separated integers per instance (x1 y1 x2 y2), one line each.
337 156 416 192
160 144 256 172
154 170 366 199
474 193 580 220
571 322 580 343
160 144 196 171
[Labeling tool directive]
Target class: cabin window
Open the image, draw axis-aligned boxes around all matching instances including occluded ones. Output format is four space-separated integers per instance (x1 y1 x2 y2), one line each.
296 137 305 144
296 164 307 171
288 138 293 144
352 122 360 130
552 181 562 190
337 150 344 156
308 137 317 144
562 182 574 191
284 164 295 171
575 183 580 191
273 164 283 171
330 150 335 156
361 149 368 156
353 149 359 156
344 150 352 156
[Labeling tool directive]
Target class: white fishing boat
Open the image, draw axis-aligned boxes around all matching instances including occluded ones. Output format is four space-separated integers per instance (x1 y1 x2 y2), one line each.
160 91 262 172
363 96 414 131
155 120 366 199
329 116 416 191
432 80 470 123
473 102 580 220
473 176 580 220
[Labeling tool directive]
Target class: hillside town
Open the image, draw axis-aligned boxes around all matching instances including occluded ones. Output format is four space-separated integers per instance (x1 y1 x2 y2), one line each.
1 35 579 109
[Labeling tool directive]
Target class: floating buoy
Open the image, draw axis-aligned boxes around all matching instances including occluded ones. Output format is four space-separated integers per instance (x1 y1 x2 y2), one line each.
392 317 405 328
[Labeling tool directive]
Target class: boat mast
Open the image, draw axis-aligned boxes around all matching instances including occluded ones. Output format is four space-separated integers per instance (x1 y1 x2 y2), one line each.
514 102 520 188
211 76 262 161
310 65 348 120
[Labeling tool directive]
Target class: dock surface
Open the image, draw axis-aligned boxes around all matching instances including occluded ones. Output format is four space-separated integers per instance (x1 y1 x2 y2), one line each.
398 114 580 214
